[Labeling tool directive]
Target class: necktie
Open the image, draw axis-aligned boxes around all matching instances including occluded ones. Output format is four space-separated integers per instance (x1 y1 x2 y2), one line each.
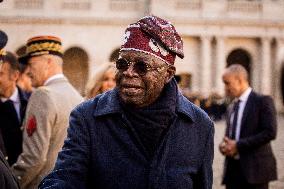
231 100 240 139
3 100 19 120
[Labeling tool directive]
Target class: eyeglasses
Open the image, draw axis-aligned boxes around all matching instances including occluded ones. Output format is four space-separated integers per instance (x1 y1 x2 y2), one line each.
115 58 168 76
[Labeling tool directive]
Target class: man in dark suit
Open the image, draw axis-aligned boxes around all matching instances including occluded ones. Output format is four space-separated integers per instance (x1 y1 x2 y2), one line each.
0 52 30 166
0 29 20 189
219 64 277 189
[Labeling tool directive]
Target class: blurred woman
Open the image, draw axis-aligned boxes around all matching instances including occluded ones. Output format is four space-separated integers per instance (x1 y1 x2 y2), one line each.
85 62 116 99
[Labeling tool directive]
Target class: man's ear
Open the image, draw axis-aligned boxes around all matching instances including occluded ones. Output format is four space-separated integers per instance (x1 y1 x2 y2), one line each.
11 70 20 82
165 65 176 83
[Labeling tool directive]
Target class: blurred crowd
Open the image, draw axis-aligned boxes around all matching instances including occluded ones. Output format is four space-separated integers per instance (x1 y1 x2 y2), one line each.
182 90 228 121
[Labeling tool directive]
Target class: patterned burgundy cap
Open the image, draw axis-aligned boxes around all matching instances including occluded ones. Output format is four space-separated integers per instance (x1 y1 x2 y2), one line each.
120 15 184 65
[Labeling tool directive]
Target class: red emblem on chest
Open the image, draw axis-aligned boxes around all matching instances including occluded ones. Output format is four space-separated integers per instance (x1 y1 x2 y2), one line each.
26 115 37 137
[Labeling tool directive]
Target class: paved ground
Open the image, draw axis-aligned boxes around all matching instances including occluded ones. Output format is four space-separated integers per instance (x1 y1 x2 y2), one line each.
213 114 284 189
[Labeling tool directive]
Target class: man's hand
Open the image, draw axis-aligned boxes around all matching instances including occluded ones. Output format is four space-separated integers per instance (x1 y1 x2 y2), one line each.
219 137 238 157
219 140 227 155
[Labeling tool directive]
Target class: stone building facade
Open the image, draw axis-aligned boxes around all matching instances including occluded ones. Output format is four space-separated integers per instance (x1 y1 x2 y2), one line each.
1 0 284 110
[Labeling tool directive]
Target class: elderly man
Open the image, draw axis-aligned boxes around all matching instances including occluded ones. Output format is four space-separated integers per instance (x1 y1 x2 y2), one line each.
39 16 214 189
219 64 277 189
0 30 20 189
12 36 83 189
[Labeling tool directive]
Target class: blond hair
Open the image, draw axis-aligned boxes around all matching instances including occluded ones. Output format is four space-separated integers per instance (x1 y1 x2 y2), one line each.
85 62 116 99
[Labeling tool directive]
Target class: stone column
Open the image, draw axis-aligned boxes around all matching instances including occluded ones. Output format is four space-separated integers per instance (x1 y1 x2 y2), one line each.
144 0 152 15
260 37 272 95
200 35 212 96
215 36 226 96
275 38 284 111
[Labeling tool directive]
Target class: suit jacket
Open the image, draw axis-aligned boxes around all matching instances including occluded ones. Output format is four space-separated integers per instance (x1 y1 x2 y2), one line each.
0 150 20 189
223 91 277 184
0 86 30 165
12 77 83 189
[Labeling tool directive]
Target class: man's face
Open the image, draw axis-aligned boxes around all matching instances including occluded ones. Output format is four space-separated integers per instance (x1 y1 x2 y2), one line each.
18 67 33 92
27 56 49 88
222 73 242 98
115 51 174 107
0 62 17 98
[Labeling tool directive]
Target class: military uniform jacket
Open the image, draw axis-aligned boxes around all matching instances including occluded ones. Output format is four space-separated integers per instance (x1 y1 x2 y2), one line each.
12 77 83 189
39 89 214 189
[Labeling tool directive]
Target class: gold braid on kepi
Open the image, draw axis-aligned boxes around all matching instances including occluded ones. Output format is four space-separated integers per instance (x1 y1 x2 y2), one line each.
19 35 63 65
0 49 6 56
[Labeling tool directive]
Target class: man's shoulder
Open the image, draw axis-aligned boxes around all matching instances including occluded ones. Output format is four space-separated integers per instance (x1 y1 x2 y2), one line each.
27 87 57 108
177 95 214 141
45 77 77 92
75 90 119 117
29 87 51 100
24 88 54 115
178 94 213 125
249 91 274 104
33 81 82 100
76 96 100 112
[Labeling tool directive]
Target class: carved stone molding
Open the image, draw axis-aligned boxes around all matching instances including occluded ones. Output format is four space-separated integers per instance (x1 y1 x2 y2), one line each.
61 0 91 10
0 16 134 25
14 0 44 9
175 0 201 10
109 0 141 11
227 0 262 13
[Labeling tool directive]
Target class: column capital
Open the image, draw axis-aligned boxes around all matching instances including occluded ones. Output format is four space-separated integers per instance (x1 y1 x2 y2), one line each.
200 35 213 41
215 35 226 40
275 37 284 45
261 36 273 43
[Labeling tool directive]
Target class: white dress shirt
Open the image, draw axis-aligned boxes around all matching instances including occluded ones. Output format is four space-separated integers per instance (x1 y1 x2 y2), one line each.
230 87 252 141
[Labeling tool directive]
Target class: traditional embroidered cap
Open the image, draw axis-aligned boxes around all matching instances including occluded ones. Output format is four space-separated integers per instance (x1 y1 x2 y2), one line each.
19 35 63 65
120 15 184 65
0 30 8 62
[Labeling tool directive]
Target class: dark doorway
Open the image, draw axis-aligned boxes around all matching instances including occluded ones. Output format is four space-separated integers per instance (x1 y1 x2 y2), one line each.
63 47 89 96
227 48 252 80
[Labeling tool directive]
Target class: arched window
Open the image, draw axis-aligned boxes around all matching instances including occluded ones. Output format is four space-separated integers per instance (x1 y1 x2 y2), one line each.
63 47 89 95
227 48 252 81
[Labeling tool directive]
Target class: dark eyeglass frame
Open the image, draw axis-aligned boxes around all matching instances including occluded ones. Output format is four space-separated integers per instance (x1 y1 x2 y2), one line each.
115 58 168 76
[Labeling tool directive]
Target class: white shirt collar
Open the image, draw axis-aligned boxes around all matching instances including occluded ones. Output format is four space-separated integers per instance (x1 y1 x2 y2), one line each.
238 87 252 103
44 74 65 86
1 87 19 103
